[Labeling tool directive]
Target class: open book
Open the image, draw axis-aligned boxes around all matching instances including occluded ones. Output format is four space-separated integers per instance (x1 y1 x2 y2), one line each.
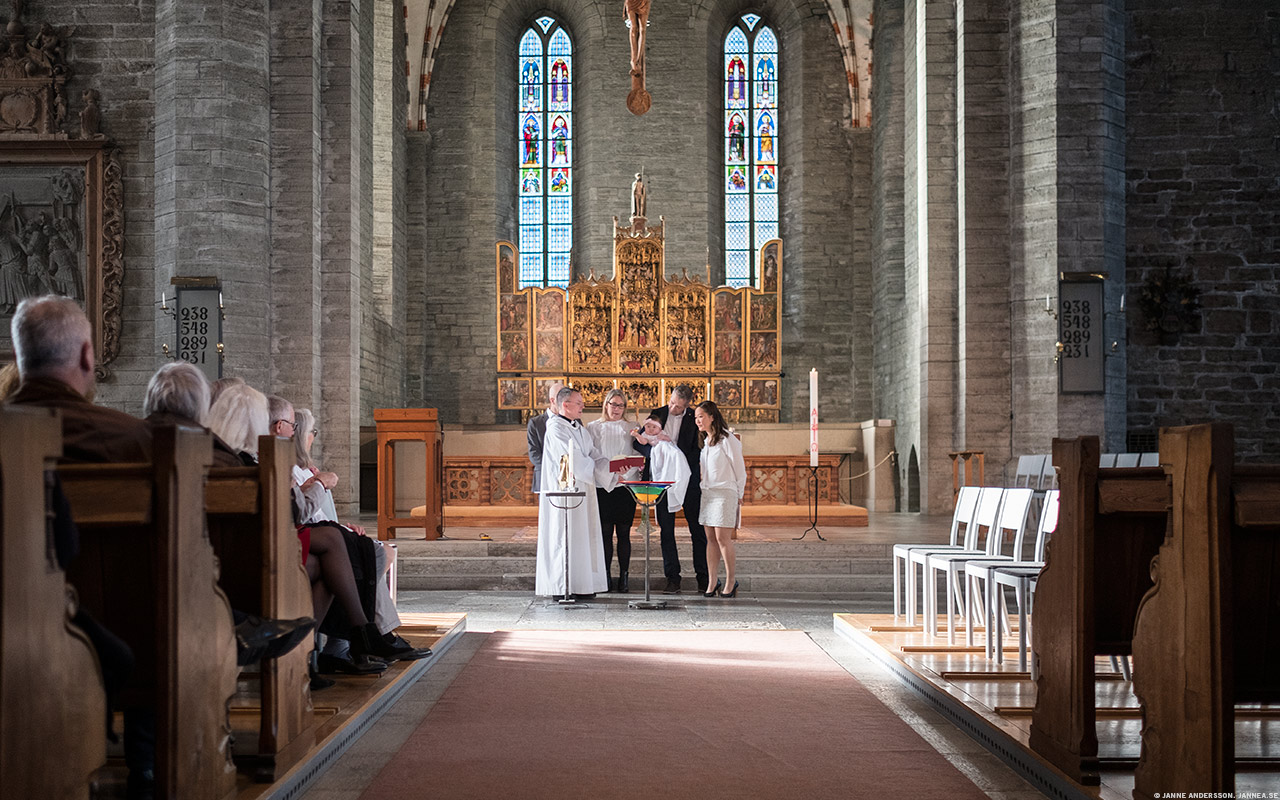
609 455 645 473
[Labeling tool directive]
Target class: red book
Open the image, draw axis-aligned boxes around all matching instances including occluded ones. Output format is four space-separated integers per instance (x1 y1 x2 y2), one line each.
609 455 645 473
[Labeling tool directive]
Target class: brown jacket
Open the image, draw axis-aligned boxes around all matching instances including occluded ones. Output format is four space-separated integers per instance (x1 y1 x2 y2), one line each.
7 378 151 463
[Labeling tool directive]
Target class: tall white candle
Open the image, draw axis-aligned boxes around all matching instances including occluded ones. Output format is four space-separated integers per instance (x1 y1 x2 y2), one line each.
809 368 818 467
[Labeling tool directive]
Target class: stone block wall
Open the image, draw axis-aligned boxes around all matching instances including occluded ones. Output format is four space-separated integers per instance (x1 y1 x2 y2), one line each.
418 0 867 425
1124 0 1280 461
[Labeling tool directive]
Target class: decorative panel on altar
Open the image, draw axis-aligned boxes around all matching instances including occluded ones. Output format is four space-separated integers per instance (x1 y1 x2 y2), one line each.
496 219 782 422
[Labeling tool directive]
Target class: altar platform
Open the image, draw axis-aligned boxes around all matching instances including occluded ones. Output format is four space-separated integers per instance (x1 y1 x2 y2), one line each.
833 613 1280 800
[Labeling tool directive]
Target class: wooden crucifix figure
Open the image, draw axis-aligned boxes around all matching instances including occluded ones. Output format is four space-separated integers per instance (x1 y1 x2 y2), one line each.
624 0 651 115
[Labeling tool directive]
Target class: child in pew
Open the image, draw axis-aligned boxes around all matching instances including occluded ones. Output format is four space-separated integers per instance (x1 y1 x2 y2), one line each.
631 415 691 514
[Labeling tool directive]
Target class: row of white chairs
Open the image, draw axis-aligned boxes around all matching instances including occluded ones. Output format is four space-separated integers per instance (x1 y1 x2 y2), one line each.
894 486 1039 641
1013 452 1158 489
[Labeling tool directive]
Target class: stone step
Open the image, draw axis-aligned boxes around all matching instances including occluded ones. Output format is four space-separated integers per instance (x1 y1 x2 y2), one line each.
398 572 893 596
397 555 892 578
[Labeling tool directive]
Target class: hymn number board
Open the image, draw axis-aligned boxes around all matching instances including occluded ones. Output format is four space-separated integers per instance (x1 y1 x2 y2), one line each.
495 221 783 422
174 284 223 382
1058 277 1104 394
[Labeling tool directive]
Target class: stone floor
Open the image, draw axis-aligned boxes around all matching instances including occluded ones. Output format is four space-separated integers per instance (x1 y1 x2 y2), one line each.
300 589 1045 800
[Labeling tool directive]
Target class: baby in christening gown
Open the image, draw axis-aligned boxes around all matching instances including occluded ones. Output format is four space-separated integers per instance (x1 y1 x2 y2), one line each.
634 416 690 512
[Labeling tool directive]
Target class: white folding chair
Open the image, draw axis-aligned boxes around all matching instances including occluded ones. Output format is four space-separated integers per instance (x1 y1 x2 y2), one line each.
926 488 1034 643
1138 451 1159 467
1013 455 1047 489
919 488 1017 641
1115 453 1140 468
1039 457 1058 489
892 486 982 624
982 490 1059 669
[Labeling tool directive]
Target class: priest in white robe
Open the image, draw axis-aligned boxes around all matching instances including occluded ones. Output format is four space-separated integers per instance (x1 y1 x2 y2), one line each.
535 387 610 597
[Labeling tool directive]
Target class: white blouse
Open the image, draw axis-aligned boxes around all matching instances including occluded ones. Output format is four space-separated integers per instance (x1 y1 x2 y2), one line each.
701 431 747 498
587 417 641 491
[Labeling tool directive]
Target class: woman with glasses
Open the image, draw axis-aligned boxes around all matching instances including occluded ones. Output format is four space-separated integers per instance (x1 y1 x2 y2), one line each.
587 388 640 592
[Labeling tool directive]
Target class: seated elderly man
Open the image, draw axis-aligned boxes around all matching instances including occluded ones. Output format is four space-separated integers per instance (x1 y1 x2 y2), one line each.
7 294 151 461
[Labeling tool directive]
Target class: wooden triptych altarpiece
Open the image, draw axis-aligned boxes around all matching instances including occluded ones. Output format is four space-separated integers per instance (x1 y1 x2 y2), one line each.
496 218 782 422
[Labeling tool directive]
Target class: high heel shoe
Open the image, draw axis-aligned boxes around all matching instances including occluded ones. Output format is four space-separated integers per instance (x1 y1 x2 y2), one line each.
721 580 739 598
703 580 722 598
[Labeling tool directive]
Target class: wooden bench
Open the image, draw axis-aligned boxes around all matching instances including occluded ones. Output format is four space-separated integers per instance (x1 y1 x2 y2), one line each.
1029 435 1168 784
1 406 107 798
205 435 315 781
59 425 238 800
1131 423 1280 798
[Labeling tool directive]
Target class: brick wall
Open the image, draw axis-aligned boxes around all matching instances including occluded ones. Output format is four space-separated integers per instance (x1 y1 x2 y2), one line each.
1124 0 1280 461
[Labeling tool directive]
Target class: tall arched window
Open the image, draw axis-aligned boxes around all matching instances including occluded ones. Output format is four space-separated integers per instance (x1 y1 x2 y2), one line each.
723 13 778 288
518 16 573 288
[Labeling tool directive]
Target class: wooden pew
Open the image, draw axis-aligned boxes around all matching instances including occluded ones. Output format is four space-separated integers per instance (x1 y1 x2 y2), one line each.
59 425 237 800
1029 435 1169 783
205 435 315 780
1 406 107 798
1131 423 1280 798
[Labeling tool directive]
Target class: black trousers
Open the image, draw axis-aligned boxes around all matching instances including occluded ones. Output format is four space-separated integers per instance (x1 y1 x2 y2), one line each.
596 486 637 572
655 480 708 586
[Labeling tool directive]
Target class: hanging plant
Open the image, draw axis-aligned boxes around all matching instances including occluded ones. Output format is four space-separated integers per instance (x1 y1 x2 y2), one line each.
1135 265 1201 341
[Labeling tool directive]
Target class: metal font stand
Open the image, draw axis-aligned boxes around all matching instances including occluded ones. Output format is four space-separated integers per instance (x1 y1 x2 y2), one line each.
620 480 675 610
793 467 825 541
546 491 586 604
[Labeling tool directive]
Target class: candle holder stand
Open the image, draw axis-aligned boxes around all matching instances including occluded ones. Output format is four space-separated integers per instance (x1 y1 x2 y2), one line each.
793 466 825 541
545 491 587 604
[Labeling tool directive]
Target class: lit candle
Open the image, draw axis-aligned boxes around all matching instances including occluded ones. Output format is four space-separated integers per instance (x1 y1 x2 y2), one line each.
809 368 819 468
1119 293 1125 312
1045 295 1051 312
706 380 711 400
160 290 167 309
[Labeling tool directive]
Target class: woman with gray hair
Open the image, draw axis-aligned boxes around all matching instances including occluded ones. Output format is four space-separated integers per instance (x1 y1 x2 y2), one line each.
143 361 244 466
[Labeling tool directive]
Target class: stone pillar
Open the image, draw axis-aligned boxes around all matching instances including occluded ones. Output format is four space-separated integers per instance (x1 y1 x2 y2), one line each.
956 0 1013 480
906 0 960 513
1053 0 1126 448
269 0 324 433
154 0 272 388
860 419 898 512
320 0 374 510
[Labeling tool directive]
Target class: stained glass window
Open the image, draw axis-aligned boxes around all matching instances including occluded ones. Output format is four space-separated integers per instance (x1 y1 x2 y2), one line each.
519 18 573 288
724 16 778 288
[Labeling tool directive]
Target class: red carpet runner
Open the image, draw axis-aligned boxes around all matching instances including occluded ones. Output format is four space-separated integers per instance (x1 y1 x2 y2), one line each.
361 629 989 799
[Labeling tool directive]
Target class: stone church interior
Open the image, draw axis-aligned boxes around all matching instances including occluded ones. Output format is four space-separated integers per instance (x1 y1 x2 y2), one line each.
0 0 1276 798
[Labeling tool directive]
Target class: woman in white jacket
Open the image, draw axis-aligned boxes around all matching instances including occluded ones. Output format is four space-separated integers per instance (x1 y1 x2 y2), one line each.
693 400 747 598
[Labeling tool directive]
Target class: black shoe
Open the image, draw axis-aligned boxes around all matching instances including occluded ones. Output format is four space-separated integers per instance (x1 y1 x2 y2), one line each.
618 571 630 593
316 652 387 675
696 575 710 594
721 580 740 598
704 580 723 598
350 622 405 661
606 574 615 592
235 615 316 666
571 593 597 600
382 632 432 661
662 579 681 594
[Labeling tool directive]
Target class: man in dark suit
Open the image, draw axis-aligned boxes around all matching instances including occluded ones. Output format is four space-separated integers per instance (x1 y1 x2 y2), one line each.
526 380 563 494
633 384 707 593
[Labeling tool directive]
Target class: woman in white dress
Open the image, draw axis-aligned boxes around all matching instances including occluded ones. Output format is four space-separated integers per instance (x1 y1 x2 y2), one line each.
694 401 747 598
587 389 640 591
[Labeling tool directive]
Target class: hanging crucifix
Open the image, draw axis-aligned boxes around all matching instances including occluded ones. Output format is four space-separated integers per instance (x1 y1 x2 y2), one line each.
624 0 651 115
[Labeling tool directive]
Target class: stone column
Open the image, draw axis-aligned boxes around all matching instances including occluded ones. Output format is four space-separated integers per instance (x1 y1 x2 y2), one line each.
906 0 960 513
956 0 1013 480
320 0 374 510
154 0 272 388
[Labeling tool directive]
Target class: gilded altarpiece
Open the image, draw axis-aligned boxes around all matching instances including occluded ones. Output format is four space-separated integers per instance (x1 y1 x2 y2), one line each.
496 221 782 422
